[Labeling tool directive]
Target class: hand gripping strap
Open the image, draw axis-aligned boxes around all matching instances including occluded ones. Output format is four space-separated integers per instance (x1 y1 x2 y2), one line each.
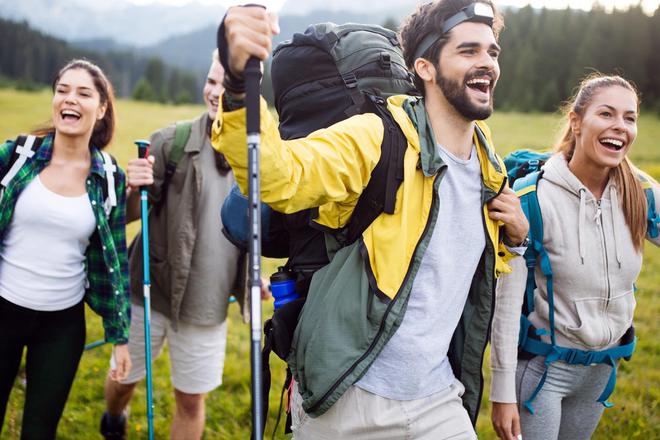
101 151 117 217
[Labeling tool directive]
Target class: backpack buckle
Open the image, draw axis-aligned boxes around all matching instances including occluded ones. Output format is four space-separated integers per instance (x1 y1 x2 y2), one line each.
341 73 358 89
379 53 391 70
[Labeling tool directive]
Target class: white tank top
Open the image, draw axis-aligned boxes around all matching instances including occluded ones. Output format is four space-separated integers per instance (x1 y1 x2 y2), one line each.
0 175 96 311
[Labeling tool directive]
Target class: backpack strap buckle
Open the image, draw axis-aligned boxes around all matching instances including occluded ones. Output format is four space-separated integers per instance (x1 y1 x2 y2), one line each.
379 53 391 71
341 73 358 89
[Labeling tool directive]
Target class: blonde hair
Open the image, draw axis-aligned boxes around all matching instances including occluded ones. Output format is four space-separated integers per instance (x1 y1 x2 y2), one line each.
555 73 647 251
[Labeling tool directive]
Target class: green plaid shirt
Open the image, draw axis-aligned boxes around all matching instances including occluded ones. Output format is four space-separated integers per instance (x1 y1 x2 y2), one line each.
0 134 130 344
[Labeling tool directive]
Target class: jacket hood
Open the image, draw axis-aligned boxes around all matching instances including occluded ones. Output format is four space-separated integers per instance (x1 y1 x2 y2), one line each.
543 153 623 266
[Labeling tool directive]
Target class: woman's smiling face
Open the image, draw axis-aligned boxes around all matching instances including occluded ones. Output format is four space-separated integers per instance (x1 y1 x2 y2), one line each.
571 85 638 171
52 68 107 141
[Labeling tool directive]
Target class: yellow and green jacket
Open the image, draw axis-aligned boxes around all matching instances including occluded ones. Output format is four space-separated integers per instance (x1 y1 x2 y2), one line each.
212 94 514 423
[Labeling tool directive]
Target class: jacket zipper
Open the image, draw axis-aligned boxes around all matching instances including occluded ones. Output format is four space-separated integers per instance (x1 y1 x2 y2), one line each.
595 199 612 344
307 173 441 414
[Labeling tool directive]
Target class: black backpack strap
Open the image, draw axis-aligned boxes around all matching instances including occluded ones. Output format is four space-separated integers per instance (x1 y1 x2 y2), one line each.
1 135 43 190
100 152 118 218
345 95 406 245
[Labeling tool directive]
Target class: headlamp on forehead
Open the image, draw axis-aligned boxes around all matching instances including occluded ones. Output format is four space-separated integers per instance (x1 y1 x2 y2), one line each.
413 2 495 61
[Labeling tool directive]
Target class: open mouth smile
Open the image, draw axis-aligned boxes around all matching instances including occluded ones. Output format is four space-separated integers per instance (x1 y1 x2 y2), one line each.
466 77 492 95
60 109 82 122
599 137 625 152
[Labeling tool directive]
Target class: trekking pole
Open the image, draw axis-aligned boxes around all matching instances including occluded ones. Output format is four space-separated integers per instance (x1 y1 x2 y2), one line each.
135 139 155 440
245 55 264 440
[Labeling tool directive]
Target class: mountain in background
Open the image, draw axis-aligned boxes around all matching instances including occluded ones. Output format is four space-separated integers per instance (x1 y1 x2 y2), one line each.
0 0 225 47
0 0 414 49
0 17 201 102
141 10 381 76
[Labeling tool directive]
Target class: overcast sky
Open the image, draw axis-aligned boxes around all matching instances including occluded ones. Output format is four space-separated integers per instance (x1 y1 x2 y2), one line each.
125 0 659 14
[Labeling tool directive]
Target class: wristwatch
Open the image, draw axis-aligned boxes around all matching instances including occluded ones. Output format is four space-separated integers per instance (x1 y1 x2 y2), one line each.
504 235 530 248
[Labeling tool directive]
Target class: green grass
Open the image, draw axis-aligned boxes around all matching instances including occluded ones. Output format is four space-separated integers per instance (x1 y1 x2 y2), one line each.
0 88 658 439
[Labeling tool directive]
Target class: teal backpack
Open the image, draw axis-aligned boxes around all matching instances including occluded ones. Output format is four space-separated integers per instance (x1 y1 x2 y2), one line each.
504 149 659 414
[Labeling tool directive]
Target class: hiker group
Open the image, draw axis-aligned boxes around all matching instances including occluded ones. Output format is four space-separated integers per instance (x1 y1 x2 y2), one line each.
0 1 658 439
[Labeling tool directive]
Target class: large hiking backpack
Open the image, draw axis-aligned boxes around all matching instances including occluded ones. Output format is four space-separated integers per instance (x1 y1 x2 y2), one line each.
222 22 417 293
504 149 659 414
221 22 417 435
1 135 117 217
268 22 417 291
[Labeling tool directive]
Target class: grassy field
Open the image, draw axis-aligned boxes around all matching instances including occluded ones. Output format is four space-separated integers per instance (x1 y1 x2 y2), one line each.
0 88 658 439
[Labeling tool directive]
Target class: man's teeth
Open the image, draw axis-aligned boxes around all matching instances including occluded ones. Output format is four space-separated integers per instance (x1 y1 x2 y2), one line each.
467 78 490 85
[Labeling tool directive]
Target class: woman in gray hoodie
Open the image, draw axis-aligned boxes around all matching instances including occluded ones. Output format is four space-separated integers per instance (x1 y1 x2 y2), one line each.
489 74 660 440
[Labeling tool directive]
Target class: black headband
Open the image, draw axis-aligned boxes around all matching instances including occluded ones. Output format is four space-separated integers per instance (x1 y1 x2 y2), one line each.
413 3 495 61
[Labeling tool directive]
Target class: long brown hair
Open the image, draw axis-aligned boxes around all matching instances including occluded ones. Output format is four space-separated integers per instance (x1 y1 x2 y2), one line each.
35 59 116 149
556 74 647 251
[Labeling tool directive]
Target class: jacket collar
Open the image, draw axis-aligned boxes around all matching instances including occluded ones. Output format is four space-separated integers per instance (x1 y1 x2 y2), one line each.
388 95 506 193
184 113 212 153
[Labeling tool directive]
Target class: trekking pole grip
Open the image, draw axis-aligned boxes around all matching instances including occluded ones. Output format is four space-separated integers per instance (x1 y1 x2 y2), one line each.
244 57 262 134
134 140 151 192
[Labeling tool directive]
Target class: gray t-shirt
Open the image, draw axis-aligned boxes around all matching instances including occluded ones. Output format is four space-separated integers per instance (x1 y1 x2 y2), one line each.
356 144 486 400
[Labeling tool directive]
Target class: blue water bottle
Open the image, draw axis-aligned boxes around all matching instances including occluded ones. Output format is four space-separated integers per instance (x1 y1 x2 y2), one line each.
270 267 298 310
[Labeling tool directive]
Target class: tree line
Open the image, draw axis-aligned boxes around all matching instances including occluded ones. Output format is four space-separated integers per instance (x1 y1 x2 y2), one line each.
0 18 199 104
2 5 660 112
493 5 660 113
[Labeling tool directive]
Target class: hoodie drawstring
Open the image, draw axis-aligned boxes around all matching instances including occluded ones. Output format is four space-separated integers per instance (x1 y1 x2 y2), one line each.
579 188 587 264
610 186 623 268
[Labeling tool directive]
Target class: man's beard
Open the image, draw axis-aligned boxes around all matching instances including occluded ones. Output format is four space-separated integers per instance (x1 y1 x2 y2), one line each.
436 68 494 121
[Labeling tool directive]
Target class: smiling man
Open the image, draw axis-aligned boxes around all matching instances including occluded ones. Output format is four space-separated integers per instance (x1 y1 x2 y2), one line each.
100 50 246 440
214 1 529 438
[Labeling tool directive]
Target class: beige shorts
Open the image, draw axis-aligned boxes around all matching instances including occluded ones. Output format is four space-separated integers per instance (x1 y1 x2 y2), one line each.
119 304 228 394
291 379 476 440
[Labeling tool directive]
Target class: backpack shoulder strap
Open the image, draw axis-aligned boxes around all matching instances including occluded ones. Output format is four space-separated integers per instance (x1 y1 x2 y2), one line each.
636 172 659 238
344 95 406 245
170 121 192 167
513 171 544 316
1 135 41 189
100 151 118 218
514 171 544 250
155 121 192 214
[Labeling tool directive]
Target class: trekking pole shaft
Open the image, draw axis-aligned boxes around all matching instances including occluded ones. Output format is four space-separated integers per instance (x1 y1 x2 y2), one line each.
135 140 155 440
245 56 264 440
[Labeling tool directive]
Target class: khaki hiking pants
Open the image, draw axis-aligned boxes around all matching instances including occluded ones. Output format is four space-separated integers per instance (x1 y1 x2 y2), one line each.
291 379 477 439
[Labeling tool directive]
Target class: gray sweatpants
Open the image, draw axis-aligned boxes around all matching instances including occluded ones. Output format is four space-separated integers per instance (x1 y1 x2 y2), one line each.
516 356 612 440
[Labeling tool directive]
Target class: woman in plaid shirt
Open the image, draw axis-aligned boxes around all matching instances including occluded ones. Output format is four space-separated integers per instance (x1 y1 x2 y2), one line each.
0 59 131 439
